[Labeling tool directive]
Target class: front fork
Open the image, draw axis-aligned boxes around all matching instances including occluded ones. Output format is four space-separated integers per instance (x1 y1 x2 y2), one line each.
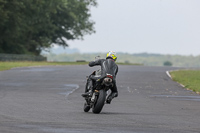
91 90 99 102
85 90 99 107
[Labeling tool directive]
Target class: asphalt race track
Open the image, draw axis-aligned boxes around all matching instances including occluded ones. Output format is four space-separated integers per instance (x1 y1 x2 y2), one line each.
0 65 200 133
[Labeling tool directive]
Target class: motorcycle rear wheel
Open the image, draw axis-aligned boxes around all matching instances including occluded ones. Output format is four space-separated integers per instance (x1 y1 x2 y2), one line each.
92 89 106 114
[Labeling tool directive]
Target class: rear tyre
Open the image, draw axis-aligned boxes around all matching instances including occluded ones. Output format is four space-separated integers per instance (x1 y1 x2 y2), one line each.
92 89 106 114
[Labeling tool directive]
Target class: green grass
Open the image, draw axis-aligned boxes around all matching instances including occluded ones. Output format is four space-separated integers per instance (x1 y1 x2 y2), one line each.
0 61 141 71
170 70 200 93
0 61 89 71
116 62 143 65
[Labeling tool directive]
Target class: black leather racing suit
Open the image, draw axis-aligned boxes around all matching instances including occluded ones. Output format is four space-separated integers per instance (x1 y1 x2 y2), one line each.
89 57 118 97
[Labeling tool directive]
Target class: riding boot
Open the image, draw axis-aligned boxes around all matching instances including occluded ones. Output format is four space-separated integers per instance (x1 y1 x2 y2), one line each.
82 77 93 97
82 90 93 97
106 92 118 104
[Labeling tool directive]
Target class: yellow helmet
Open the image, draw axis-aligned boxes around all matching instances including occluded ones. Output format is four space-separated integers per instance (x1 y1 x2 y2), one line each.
106 51 117 61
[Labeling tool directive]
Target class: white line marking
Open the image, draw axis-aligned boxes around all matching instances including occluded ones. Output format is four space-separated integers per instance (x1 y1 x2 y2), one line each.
166 71 172 79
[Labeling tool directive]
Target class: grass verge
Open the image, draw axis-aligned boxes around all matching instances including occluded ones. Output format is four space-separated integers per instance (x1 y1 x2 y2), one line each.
0 61 142 71
0 61 89 71
116 62 143 65
170 70 200 93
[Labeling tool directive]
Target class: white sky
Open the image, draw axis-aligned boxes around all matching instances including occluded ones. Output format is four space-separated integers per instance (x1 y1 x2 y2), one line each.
68 0 200 56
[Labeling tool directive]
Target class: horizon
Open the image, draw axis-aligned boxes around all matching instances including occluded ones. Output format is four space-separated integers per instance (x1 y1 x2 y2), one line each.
46 46 200 56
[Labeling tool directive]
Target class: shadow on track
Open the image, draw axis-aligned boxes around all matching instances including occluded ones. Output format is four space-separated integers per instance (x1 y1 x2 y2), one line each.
85 112 137 115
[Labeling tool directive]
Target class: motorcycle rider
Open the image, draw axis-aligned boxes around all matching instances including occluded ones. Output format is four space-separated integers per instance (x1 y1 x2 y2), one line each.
82 51 118 104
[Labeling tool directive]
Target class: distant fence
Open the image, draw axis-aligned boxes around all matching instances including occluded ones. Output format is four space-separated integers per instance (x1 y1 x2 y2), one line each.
0 54 47 61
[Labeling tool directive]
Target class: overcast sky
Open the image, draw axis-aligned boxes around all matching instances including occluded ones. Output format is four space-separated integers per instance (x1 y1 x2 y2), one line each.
68 0 200 56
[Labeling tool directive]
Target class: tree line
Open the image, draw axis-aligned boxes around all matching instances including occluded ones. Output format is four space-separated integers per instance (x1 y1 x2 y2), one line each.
44 52 200 67
0 0 97 55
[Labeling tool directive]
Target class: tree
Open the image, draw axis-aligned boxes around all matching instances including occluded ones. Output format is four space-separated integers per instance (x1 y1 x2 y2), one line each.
0 0 97 55
163 61 173 66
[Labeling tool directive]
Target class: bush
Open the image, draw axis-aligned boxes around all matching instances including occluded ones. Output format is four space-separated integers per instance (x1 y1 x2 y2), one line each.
163 61 173 66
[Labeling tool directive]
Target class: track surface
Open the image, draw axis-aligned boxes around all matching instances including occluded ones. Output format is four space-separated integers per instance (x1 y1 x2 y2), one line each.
0 65 200 133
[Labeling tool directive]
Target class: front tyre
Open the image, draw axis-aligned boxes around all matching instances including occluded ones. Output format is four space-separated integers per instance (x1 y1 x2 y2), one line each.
83 102 90 112
83 79 92 112
92 89 106 114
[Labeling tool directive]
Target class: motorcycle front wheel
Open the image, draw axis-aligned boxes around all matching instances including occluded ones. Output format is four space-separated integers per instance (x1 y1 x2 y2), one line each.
83 102 90 112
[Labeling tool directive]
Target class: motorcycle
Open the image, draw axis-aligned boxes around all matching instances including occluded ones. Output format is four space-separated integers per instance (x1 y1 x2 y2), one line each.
83 69 114 114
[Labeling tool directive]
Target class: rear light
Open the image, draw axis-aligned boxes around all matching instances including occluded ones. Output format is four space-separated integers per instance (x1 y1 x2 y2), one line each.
106 74 113 79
